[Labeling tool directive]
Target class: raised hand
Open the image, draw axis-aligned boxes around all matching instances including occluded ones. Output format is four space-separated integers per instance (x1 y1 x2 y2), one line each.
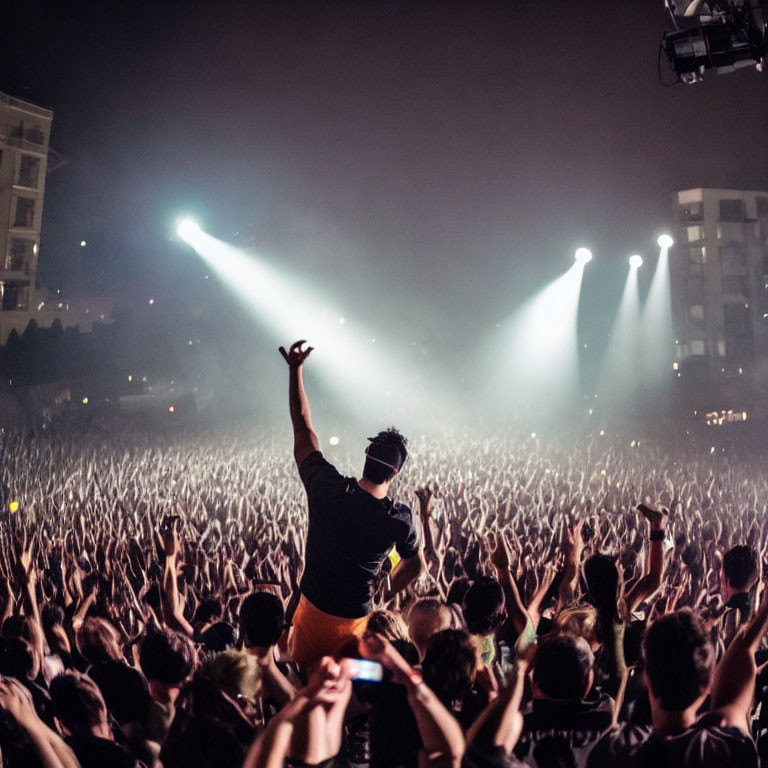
302 656 356 707
489 531 513 574
415 487 436 517
279 340 314 367
637 501 669 528
0 678 39 727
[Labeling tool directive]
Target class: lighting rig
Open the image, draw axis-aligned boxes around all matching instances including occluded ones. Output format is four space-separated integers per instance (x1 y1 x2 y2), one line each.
662 0 768 83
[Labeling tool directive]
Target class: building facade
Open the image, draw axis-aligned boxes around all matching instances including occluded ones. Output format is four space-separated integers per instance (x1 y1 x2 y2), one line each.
0 91 53 343
670 187 768 414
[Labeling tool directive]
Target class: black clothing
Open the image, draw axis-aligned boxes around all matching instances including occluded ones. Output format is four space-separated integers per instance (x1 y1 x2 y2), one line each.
587 712 757 768
299 451 419 618
513 694 614 767
65 735 137 768
717 592 753 658
21 679 56 730
370 684 422 768
88 660 151 725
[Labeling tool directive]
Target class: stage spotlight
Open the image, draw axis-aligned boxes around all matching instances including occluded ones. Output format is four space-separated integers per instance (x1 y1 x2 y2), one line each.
657 234 674 249
629 254 643 268
176 218 201 241
574 247 593 264
177 220 439 428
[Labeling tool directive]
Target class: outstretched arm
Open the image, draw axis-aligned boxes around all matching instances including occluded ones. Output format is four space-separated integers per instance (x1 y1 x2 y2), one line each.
559 519 584 605
279 340 320 467
160 522 195 638
711 581 768 734
0 680 81 768
361 633 465 768
242 657 354 768
490 534 532 643
625 503 668 615
389 553 424 596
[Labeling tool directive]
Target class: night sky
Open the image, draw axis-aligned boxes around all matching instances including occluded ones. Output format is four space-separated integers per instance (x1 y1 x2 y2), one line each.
2 0 768 355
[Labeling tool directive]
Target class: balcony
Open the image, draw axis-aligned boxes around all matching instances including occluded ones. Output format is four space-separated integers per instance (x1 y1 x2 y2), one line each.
0 129 49 154
2 258 30 276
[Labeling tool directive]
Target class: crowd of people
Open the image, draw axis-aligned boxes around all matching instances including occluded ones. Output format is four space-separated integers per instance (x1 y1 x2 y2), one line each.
1 343 768 768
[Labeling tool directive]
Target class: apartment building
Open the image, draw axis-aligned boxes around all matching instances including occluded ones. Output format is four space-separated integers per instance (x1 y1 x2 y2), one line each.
670 187 768 413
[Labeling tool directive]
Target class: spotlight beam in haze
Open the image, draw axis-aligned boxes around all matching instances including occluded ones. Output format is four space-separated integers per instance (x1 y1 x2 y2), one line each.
639 236 675 400
597 256 643 414
575 247 593 264
483 256 588 421
176 222 444 427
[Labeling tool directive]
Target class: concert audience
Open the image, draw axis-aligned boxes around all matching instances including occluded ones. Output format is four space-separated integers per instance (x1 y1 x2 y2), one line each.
1 352 768 767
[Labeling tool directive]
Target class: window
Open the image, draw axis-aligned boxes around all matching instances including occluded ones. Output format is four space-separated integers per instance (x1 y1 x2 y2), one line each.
717 340 726 357
689 305 705 321
691 340 705 355
723 303 750 335
758 198 768 243
7 122 23 144
719 199 745 221
0 283 28 312
720 246 747 268
687 277 704 299
13 197 35 228
717 222 745 242
686 225 704 242
679 201 703 221
721 276 749 296
25 125 45 146
17 155 40 188
689 246 707 263
723 303 753 361
5 239 34 272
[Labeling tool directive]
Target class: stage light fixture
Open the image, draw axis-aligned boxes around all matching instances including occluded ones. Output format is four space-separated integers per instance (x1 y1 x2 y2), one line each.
657 234 674 249
176 218 201 241
574 248 593 264
629 254 643 268
662 1 768 84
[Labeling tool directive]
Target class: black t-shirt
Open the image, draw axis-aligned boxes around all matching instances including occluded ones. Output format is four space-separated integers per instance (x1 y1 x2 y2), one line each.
299 451 420 619
587 712 757 768
65 735 137 768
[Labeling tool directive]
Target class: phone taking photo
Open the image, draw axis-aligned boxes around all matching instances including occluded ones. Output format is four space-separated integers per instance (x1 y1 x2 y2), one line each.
350 659 385 682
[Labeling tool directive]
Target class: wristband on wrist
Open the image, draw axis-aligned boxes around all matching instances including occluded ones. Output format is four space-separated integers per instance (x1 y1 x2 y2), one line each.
649 530 665 542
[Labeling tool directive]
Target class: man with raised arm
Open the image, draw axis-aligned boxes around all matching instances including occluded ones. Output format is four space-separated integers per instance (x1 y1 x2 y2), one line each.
587 602 764 767
279 340 424 670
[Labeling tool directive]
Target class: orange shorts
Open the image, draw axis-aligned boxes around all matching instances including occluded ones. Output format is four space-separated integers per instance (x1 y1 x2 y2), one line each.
288 594 369 670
